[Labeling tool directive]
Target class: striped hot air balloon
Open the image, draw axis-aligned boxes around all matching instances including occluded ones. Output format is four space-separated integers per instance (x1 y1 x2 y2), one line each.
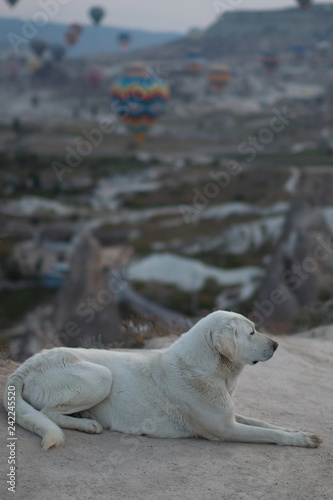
110 62 170 147
118 32 131 51
262 52 280 74
187 50 205 76
208 64 232 93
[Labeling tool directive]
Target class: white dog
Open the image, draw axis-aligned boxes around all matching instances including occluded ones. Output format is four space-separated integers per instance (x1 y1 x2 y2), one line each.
4 310 321 451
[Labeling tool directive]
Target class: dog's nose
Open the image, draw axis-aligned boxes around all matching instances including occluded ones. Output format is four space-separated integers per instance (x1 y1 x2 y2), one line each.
273 341 279 351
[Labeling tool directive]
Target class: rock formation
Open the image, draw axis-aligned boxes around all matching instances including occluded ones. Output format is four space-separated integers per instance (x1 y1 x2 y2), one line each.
52 232 123 347
252 190 333 331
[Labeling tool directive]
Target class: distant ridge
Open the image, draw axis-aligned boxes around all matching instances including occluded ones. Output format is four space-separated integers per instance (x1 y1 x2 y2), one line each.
136 3 333 60
0 17 180 58
205 3 333 56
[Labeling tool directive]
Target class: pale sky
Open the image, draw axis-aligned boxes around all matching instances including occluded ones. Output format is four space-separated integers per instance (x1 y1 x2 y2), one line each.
1 0 331 33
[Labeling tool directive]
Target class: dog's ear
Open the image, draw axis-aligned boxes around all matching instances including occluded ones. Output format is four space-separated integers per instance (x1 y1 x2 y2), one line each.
213 324 238 362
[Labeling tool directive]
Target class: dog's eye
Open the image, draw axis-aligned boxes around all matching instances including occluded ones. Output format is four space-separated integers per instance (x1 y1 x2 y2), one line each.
250 330 255 336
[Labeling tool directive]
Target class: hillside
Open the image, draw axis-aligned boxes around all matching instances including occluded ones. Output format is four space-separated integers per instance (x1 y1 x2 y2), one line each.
205 3 333 56
137 3 333 60
0 18 180 58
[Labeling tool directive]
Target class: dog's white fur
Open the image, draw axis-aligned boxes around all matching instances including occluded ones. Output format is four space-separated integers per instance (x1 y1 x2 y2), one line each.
4 310 321 451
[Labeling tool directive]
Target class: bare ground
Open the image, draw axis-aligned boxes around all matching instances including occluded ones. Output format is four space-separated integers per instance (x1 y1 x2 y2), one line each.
0 332 333 500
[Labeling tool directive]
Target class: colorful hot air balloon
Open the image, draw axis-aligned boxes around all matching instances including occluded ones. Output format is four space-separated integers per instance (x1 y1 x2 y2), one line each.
296 0 311 10
208 64 232 93
118 32 131 51
186 49 205 76
49 43 66 62
262 52 280 74
27 57 42 75
30 39 48 58
84 65 104 89
89 6 105 25
65 24 83 46
110 62 170 147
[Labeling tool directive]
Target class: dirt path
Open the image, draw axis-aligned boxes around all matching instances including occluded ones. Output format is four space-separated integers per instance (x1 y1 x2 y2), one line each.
0 334 332 500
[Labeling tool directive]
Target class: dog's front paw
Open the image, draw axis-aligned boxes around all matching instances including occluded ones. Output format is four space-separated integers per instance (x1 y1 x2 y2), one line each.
295 432 322 448
304 433 322 448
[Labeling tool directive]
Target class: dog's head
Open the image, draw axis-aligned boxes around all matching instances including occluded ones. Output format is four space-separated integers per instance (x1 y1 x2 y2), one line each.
207 311 278 365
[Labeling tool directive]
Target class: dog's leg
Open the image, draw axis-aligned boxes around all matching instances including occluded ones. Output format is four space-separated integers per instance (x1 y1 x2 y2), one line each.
41 410 103 434
235 414 296 432
39 362 112 446
222 421 321 448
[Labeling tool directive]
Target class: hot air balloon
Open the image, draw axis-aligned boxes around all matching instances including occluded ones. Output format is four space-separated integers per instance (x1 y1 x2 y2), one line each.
262 52 280 74
110 62 170 147
65 24 83 46
49 43 66 62
84 65 104 89
296 0 311 10
208 64 232 93
5 0 20 6
188 28 204 42
292 44 306 62
118 32 131 50
186 49 205 76
89 6 105 25
27 57 42 75
30 39 48 58
70 23 83 35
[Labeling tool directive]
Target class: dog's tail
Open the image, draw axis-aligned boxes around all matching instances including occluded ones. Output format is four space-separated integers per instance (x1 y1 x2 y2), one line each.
4 369 65 451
